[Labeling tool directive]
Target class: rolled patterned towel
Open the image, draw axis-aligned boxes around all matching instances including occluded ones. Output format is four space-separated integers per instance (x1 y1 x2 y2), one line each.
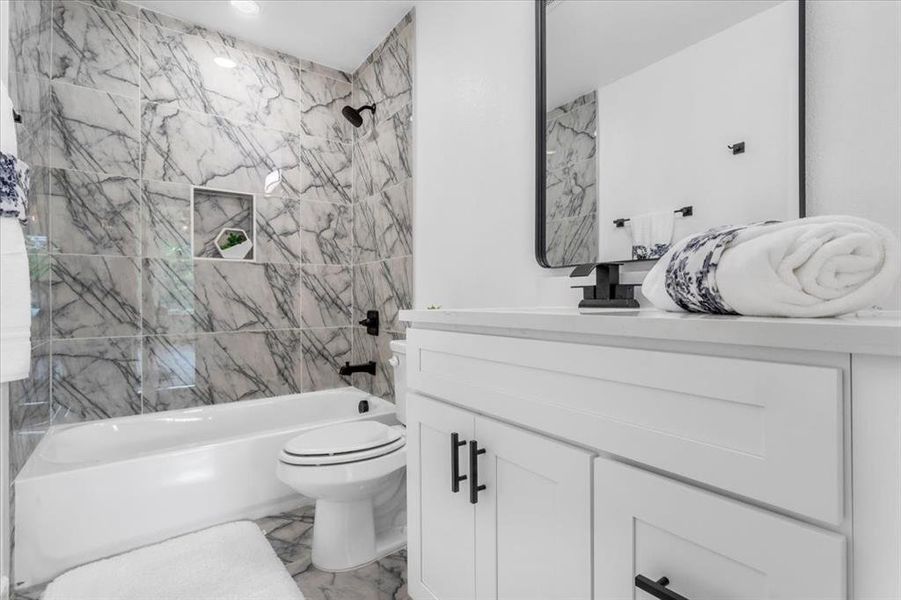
642 216 900 317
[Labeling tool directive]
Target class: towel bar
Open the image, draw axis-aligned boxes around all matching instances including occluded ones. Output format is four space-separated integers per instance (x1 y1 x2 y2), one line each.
614 206 693 228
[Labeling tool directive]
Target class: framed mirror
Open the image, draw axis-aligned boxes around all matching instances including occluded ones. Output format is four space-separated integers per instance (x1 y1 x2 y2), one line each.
536 0 805 268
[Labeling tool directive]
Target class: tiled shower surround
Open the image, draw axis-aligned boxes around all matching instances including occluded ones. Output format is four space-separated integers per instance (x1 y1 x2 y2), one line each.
6 0 414 479
546 91 598 265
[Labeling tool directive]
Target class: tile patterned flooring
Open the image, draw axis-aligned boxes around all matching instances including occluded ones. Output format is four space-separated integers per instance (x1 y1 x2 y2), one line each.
15 504 408 600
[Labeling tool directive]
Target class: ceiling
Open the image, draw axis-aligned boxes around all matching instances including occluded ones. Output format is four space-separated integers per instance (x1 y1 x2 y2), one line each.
136 0 415 72
546 0 788 108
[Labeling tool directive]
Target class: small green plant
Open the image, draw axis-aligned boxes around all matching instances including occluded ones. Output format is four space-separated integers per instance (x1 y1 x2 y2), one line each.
426 304 442 310
219 231 247 250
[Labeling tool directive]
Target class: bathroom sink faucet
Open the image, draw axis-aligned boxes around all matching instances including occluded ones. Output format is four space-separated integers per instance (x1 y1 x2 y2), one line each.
339 361 377 376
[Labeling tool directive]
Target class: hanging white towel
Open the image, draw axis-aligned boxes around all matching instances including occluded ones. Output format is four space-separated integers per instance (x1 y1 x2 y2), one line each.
630 210 675 260
0 80 32 382
642 216 901 318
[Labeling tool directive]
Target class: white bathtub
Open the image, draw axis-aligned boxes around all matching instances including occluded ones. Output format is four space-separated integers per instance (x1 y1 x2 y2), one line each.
13 387 396 588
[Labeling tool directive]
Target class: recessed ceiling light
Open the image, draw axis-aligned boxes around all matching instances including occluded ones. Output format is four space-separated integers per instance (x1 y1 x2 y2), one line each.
214 56 237 69
230 0 260 15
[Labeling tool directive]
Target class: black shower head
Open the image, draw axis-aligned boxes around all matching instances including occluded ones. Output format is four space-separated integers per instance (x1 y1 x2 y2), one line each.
342 104 376 128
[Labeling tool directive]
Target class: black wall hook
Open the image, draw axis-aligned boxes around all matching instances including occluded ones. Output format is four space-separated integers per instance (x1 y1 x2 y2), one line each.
12 109 22 124
727 141 746 155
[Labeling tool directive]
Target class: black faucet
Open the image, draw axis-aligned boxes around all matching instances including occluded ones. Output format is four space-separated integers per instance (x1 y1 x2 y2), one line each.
339 361 377 376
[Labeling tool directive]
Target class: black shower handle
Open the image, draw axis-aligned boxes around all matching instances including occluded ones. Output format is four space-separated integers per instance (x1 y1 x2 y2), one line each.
469 440 486 504
635 575 690 600
450 433 467 493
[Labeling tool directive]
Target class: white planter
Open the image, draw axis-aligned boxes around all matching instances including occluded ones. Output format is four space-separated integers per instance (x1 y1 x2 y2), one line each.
214 228 253 260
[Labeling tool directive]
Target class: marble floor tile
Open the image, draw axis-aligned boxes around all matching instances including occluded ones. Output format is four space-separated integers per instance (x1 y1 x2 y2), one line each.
257 505 409 600
52 0 140 97
51 254 141 338
141 102 301 197
300 200 351 266
49 168 140 256
299 136 353 205
50 337 142 424
354 180 413 263
301 327 351 392
50 81 140 178
141 21 300 132
141 179 192 259
301 265 352 328
142 330 303 412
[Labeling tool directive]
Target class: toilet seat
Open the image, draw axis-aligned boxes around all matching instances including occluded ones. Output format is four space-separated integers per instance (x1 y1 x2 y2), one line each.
280 421 405 466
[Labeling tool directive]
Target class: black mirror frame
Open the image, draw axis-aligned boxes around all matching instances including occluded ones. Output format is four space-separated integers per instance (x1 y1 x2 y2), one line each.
535 0 807 269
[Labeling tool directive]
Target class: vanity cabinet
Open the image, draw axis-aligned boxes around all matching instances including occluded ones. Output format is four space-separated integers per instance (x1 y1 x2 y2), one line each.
401 309 901 600
595 458 846 600
407 393 593 600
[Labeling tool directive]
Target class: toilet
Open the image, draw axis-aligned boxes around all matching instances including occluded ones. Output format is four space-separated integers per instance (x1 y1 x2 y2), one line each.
276 340 408 572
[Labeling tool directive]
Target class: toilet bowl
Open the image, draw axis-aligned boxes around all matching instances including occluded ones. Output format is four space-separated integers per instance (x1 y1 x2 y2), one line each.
276 341 408 572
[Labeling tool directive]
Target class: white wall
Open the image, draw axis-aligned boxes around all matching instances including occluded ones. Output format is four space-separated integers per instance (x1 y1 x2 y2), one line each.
413 0 574 308
414 0 900 310
596 1 798 260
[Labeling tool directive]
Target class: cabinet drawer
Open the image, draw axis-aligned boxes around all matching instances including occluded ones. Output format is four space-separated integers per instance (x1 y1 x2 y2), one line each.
594 458 846 600
407 329 844 523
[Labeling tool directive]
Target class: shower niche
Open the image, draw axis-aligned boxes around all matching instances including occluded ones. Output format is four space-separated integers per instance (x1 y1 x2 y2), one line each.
192 188 256 261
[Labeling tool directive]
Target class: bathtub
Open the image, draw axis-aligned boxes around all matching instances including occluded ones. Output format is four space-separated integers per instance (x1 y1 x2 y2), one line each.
13 387 396 588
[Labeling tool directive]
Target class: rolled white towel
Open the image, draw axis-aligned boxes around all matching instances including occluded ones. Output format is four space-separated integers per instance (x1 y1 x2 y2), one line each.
642 216 900 318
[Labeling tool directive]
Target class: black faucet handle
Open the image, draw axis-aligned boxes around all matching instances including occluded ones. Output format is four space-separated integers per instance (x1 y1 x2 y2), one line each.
358 310 379 336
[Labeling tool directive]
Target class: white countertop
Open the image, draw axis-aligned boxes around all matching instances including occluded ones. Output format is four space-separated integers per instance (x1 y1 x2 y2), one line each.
399 307 901 356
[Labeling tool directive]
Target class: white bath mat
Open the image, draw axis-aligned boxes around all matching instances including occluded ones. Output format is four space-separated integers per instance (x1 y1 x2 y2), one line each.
42 521 304 600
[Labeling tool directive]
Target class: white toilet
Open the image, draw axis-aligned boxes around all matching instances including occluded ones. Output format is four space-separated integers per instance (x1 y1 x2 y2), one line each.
276 340 408 572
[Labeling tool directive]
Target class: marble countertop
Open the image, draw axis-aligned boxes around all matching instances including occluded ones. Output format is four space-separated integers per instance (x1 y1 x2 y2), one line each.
399 307 901 356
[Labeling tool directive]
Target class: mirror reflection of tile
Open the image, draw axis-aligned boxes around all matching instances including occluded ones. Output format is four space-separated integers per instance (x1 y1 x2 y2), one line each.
192 189 255 260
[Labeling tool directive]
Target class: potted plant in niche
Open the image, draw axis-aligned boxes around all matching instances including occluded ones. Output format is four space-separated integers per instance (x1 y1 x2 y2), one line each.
215 227 253 260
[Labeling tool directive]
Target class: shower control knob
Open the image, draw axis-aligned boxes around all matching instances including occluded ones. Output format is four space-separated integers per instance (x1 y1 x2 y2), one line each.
388 356 400 368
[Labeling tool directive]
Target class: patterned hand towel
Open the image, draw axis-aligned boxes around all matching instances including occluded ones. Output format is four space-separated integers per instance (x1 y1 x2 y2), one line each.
642 216 900 317
630 210 675 260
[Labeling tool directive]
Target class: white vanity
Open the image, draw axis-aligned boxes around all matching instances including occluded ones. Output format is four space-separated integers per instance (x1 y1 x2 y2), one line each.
399 308 901 600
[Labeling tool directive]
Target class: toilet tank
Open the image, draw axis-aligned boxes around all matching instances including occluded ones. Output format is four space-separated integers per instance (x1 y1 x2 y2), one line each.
389 340 407 425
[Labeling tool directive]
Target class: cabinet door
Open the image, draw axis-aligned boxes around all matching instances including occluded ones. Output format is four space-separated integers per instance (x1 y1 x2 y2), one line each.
474 417 593 600
595 458 846 600
407 393 476 600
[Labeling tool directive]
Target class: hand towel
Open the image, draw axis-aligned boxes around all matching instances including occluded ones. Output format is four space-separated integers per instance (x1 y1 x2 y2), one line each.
630 210 675 260
642 216 901 318
0 80 32 382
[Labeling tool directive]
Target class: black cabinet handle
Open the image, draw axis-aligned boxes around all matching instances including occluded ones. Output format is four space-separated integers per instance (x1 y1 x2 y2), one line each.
450 433 467 493
469 440 486 504
635 575 690 600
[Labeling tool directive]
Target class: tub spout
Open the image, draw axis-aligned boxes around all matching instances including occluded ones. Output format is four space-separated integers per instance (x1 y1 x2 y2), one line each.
339 361 377 376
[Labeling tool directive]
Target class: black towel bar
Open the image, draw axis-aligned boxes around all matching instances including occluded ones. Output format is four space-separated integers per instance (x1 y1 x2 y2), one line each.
614 205 693 228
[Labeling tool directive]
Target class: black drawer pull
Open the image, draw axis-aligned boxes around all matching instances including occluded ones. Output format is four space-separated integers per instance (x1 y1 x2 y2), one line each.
635 575 690 600
450 433 467 493
469 440 487 504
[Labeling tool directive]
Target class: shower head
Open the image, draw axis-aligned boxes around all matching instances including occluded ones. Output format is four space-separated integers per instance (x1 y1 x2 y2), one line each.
342 104 376 128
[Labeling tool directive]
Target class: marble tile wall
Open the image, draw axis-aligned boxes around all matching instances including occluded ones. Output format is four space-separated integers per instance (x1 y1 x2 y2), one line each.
546 91 598 266
350 15 415 402
5 1 415 481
